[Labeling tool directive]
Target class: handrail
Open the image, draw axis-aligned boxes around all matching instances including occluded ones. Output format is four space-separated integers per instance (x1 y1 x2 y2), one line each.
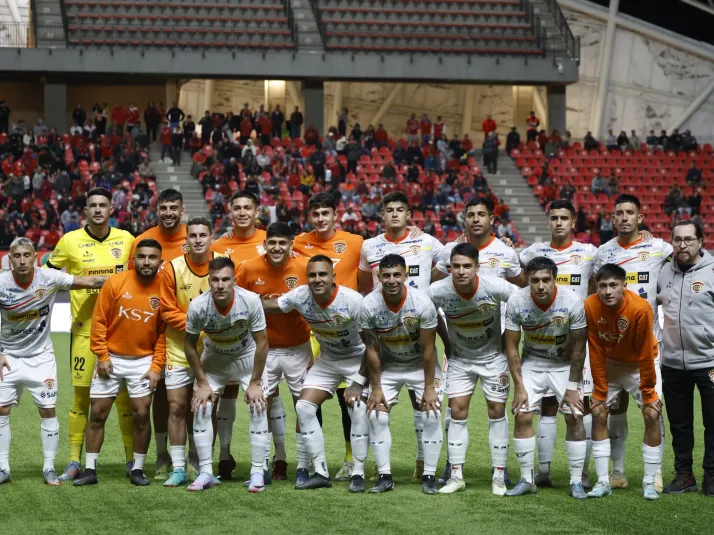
309 0 327 47
59 0 70 44
283 0 299 48
541 0 579 61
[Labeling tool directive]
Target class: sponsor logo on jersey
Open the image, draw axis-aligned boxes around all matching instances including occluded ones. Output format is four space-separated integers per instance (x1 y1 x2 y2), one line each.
118 306 155 322
224 247 234 255
181 243 191 253
526 333 567 345
44 378 55 390
616 316 629 332
402 315 418 329
122 291 132 300
598 316 607 325
333 241 347 254
84 267 117 276
453 316 494 329
556 274 582 286
7 305 49 322
692 281 705 294
410 245 421 255
180 283 192 290
551 315 567 327
111 248 122 259
625 271 650 284
408 265 420 277
149 296 160 310
35 288 47 299
284 275 299 289
570 254 582 265
255 278 265 285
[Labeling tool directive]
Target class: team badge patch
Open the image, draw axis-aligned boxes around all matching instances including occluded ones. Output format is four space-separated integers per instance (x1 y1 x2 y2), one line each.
236 319 247 328
402 316 418 328
35 288 47 300
487 258 499 268
410 245 421 255
333 241 347 254
552 315 566 327
111 247 122 259
434 378 442 389
331 315 345 326
692 281 705 294
638 252 650 262
498 373 510 386
149 297 160 310
44 378 55 390
570 254 582 265
284 275 299 289
181 243 190 253
476 303 494 314
617 316 629 332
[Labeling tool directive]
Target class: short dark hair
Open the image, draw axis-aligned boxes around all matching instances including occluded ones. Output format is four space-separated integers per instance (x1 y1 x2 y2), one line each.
229 190 258 207
266 222 293 241
595 263 627 282
186 217 213 234
135 238 162 252
86 187 112 202
450 243 479 263
157 188 183 205
548 199 576 217
381 192 410 210
209 256 235 272
671 219 704 241
526 256 558 278
465 196 494 215
308 192 337 212
308 254 334 267
614 194 641 211
378 254 406 271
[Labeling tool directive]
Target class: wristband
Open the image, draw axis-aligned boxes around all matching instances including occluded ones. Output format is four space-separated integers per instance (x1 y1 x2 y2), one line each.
353 375 368 387
567 381 579 392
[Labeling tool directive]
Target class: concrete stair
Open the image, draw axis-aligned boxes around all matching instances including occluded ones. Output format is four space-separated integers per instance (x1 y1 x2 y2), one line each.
291 0 324 50
33 0 67 48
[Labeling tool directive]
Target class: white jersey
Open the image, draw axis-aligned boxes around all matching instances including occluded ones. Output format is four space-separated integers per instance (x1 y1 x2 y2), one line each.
359 232 443 291
594 237 672 340
436 236 521 280
360 287 438 366
519 241 597 300
185 286 266 357
0 268 74 357
505 286 586 370
428 274 517 361
278 284 365 360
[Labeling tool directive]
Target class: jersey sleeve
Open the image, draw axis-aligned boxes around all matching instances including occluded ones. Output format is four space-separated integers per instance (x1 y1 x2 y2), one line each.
504 294 521 331
419 298 438 329
426 285 440 308
358 242 371 272
50 269 75 290
159 263 186 330
661 240 674 261
89 277 115 362
277 286 303 313
235 262 248 288
350 293 363 332
593 248 606 274
518 248 531 267
184 300 202 336
430 237 444 265
359 302 374 330
249 294 268 332
495 278 519 303
45 234 69 269
569 298 587 330
584 299 608 402
505 247 522 278
435 245 450 274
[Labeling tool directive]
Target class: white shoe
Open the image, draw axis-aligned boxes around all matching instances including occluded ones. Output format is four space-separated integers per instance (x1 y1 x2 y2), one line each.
492 471 507 496
333 461 353 482
654 469 663 493
438 476 465 494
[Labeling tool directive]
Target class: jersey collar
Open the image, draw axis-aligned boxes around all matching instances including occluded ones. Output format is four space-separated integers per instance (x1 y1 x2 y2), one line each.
84 225 111 243
532 286 558 312
215 292 235 317
549 240 572 252
316 285 339 309
384 229 409 244
453 276 479 301
12 270 34 290
616 235 643 250
383 287 408 313
475 235 496 251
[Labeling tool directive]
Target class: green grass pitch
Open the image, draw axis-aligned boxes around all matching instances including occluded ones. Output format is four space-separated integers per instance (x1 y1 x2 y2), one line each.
1 334 710 534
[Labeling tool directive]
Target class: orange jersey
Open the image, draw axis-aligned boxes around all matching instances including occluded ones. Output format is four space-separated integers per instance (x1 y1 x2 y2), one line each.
584 290 659 405
210 228 267 269
293 229 364 291
90 270 166 373
129 224 188 268
236 255 310 348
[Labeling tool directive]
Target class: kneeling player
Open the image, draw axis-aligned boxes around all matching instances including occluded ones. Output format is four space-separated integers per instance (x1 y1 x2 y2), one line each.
504 257 589 499
360 254 442 494
75 239 166 487
263 255 370 492
0 238 106 485
185 257 270 492
428 244 517 495
585 264 662 500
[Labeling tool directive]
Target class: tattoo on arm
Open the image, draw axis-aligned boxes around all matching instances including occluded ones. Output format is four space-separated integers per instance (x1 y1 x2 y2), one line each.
568 327 588 383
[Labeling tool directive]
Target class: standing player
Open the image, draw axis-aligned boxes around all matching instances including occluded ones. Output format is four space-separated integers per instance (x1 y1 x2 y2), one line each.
0 238 107 485
45 187 136 482
359 254 442 495
74 239 166 487
585 264 662 500
429 244 518 495
592 194 671 491
503 257 589 499
236 223 312 485
159 217 221 487
130 188 187 480
184 257 270 492
519 200 597 487
262 255 369 491
293 192 365 481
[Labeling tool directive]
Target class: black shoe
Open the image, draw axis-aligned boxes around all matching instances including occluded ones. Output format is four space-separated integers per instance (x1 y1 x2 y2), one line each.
663 471 697 494
368 474 394 493
73 469 98 486
349 475 366 493
295 473 332 490
421 474 437 495
218 455 236 481
703 472 714 497
130 469 150 486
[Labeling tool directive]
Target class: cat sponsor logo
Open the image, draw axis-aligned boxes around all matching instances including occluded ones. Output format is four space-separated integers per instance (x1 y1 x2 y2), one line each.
556 274 582 286
625 272 650 284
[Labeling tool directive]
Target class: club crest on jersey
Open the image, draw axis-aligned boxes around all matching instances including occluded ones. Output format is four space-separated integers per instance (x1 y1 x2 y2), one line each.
552 315 566 327
487 258 499 268
638 252 650 262
44 378 55 390
498 373 509 387
570 254 582 265
402 316 418 329
692 281 705 294
149 297 160 310
333 241 347 254
617 316 629 332
236 319 247 328
331 315 346 326
434 377 442 389
476 303 494 314
284 275 299 289
410 245 421 255
181 243 190 253
111 247 122 259
34 288 47 299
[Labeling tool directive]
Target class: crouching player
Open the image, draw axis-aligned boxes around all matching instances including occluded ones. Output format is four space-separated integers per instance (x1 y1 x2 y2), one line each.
0 237 107 485
585 264 662 500
184 257 270 492
74 239 166 487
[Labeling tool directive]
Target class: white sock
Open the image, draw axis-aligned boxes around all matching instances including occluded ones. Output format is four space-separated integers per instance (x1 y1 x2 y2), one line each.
565 440 586 484
0 416 10 472
133 452 146 472
488 416 509 470
514 437 536 484
583 413 593 475
85 452 99 471
444 406 452 463
270 396 287 462
193 402 214 475
642 443 659 485
592 439 611 484
448 419 468 480
264 432 272 471
296 400 329 477
155 432 168 457
369 411 392 475
413 409 424 462
170 445 186 470
348 402 368 477
40 417 59 472
216 397 236 462
249 407 269 475
421 410 443 477
537 415 557 474
608 412 628 473
296 432 309 470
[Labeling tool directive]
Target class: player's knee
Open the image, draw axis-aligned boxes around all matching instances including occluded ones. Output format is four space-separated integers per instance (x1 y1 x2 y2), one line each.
0 405 11 417
514 411 534 428
38 407 55 419
89 402 111 423
72 386 91 412
541 396 559 416
486 401 505 420
348 400 367 420
591 404 608 424
642 406 659 424
168 400 186 420
295 399 317 426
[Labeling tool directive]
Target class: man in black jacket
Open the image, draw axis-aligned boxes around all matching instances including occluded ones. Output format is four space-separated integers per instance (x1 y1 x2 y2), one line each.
271 105 284 139
171 127 183 166
72 105 87 128
166 102 185 130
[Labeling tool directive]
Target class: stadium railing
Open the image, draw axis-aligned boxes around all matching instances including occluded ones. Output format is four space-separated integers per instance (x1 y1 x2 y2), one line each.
0 22 66 47
540 0 579 61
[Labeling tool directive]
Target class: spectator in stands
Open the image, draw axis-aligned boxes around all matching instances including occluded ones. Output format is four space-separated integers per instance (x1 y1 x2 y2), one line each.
182 114 196 149
560 180 576 201
242 139 257 160
374 124 389 148
160 123 172 161
687 161 703 188
607 172 620 197
591 172 609 196
562 130 572 148
482 115 497 138
111 102 126 134
424 150 439 173
253 104 267 124
289 106 303 139
506 126 520 155
238 114 252 145
526 111 539 142
144 101 160 143
575 206 588 234
461 134 473 155
345 136 360 174
598 211 614 243
688 188 702 216
440 208 459 234
617 130 629 150
496 219 514 241
257 113 272 146
270 105 284 139
69 122 82 136
382 160 396 181
605 129 618 151
482 131 499 174
658 130 669 151
645 129 658 149
64 213 80 232
541 178 558 207
433 116 446 142
333 107 347 138
171 127 183 166
322 132 337 156
93 103 108 136
537 130 549 151
670 128 682 151
630 130 641 151
682 129 698 151
544 136 560 159
407 113 419 146
73 104 86 127
166 102 185 130
126 102 140 132
304 124 319 147
584 130 599 151
0 100 10 134
309 149 326 182
350 123 363 143
473 171 489 194
341 205 359 230
137 158 155 181
664 185 684 216
199 111 212 145
420 114 432 145
336 133 348 154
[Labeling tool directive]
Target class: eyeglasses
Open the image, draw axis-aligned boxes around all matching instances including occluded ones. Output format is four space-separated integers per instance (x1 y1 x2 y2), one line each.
672 237 698 246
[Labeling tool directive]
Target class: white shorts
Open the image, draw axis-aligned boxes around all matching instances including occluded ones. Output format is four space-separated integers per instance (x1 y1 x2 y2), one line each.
265 341 313 396
165 363 194 390
379 363 444 407
0 350 58 408
202 351 268 396
581 350 593 397
90 355 153 399
521 365 582 415
603 358 663 408
446 356 509 402
303 353 363 396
